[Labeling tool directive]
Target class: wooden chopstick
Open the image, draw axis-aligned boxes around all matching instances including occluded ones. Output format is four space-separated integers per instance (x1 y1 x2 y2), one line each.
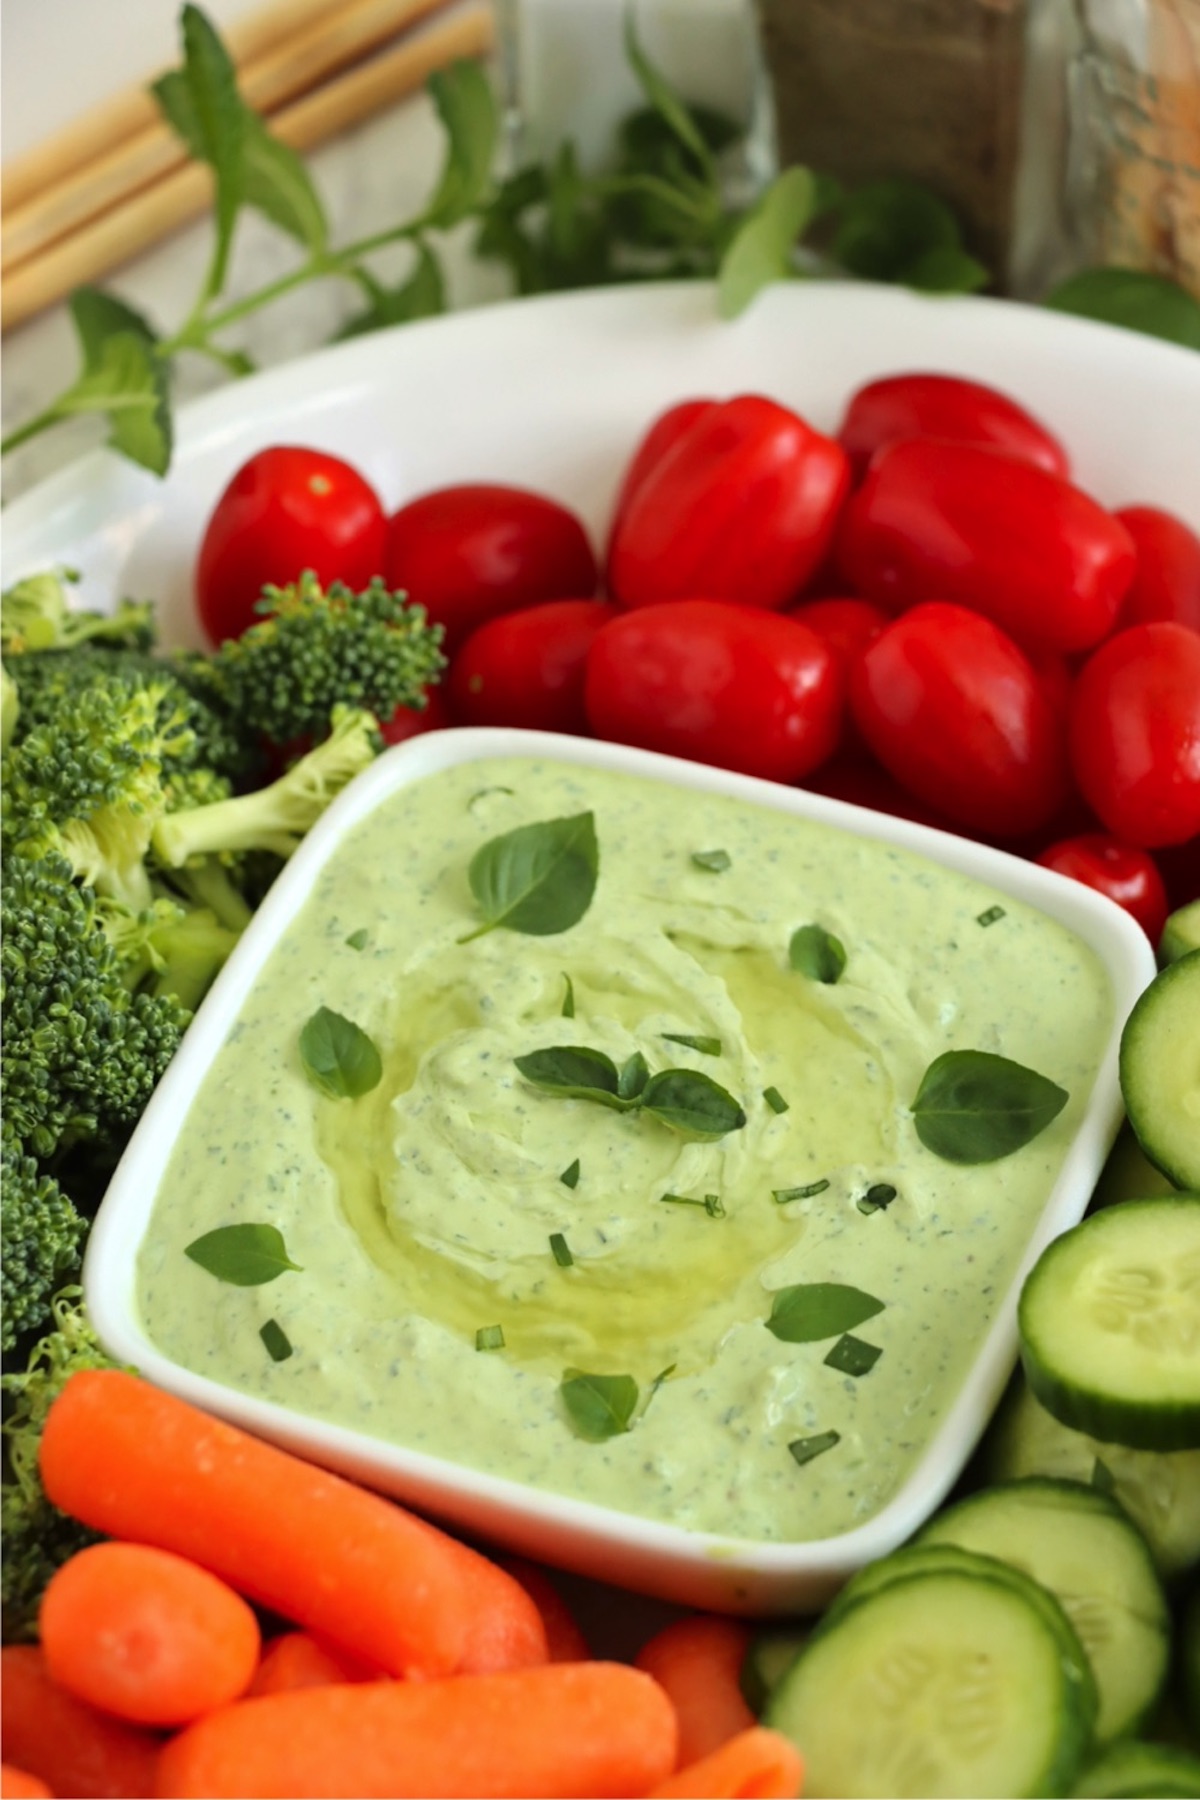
1 2 495 335
3 0 467 270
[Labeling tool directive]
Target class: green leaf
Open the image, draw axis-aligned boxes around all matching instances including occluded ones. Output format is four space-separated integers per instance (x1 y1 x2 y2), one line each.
788 1430 840 1467
345 928 369 950
661 1033 721 1057
259 1318 294 1361
639 1068 746 1139
856 1183 897 1215
153 5 247 295
241 112 328 250
617 1050 650 1100
763 1086 790 1115
789 924 846 984
422 59 499 229
299 1006 383 1100
60 302 172 477
559 1158 581 1189
765 1281 885 1343
561 1368 639 1441
464 811 598 940
717 167 818 319
338 242 446 340
561 972 576 1018
911 1050 1069 1163
624 9 713 175
831 179 966 285
824 1333 882 1377
514 1044 629 1108
185 1222 302 1286
691 848 731 873
1042 267 1200 350
901 244 989 295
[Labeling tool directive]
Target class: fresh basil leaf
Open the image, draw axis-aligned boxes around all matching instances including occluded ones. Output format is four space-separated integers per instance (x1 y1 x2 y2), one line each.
559 1158 581 1189
561 1368 639 1441
832 179 962 284
464 811 598 940
299 1006 383 1100
260 1318 294 1361
338 241 446 340
718 166 817 319
422 59 499 230
789 924 846 984
639 1068 746 1139
1043 267 1200 351
154 5 247 294
561 972 576 1018
788 1430 840 1467
690 848 731 873
185 1222 302 1286
514 1044 629 1108
856 1183 897 1215
59 314 172 477
241 112 327 250
661 1033 721 1057
624 12 712 175
902 244 989 295
824 1334 882 1377
765 1281 885 1343
618 1050 650 1100
911 1049 1068 1163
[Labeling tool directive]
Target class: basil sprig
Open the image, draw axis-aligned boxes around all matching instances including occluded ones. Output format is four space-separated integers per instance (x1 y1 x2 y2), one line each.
299 1006 382 1100
765 1282 884 1343
462 812 598 941
789 924 846 983
515 1045 745 1139
912 1050 1068 1163
185 1223 302 1286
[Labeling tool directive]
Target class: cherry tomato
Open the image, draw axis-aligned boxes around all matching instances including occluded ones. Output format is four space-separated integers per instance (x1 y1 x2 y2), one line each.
1035 833 1169 943
447 600 613 735
786 597 890 669
801 753 952 831
1069 621 1200 847
850 601 1072 839
606 399 715 541
584 599 844 784
1114 505 1200 633
378 686 452 746
834 438 1136 654
195 446 388 647
836 373 1069 483
606 395 850 612
385 485 598 658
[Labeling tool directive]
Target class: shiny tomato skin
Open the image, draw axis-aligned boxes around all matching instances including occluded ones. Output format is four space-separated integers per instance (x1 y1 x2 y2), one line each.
378 686 452 746
447 600 613 734
1114 505 1200 633
606 394 851 612
385 485 598 657
786 596 890 669
1069 621 1200 847
1035 833 1169 943
195 446 388 646
583 599 844 784
836 373 1070 483
834 438 1136 653
607 399 716 542
850 601 1072 839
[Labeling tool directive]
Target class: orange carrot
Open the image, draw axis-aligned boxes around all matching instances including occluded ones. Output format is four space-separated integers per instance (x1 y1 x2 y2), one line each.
1 1766 54 1800
155 1661 678 1799
40 1369 486 1677
634 1615 757 1768
248 1633 379 1697
40 1541 260 1727
0 1646 160 1800
497 1555 592 1662
411 1525 548 1673
646 1726 804 1798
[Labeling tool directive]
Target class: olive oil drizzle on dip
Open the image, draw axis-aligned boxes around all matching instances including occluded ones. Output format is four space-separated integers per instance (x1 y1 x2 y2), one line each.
136 757 1113 1543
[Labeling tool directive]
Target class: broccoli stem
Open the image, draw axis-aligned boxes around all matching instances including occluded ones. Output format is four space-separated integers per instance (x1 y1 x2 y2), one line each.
163 858 255 933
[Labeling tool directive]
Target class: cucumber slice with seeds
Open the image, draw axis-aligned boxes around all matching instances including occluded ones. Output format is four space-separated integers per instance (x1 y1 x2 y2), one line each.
1071 1741 1200 1798
1119 952 1200 1189
765 1566 1094 1798
1018 1196 1200 1451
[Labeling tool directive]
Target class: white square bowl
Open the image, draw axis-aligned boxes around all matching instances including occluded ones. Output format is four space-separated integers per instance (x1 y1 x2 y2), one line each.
82 723 1155 1615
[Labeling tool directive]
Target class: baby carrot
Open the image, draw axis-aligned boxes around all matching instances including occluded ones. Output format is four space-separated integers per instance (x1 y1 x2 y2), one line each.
0 1646 160 1800
646 1726 804 1798
634 1615 758 1767
424 1529 548 1672
248 1633 379 1697
497 1555 592 1662
155 1661 679 1799
1 1766 54 1800
39 1369 475 1677
40 1541 260 1727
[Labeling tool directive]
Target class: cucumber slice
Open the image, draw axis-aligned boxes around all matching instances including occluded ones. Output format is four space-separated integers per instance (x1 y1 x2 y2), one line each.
740 1626 809 1713
1071 1741 1200 1798
983 1376 1200 1577
917 1477 1171 1743
1119 952 1200 1189
1161 901 1200 968
765 1566 1094 1798
1091 1123 1179 1210
1018 1196 1200 1451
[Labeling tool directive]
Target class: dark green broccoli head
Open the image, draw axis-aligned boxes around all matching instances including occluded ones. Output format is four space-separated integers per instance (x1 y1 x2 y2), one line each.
0 1134 88 1355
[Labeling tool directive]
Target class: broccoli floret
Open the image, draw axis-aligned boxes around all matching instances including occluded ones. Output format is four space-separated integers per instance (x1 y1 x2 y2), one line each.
0 1135 87 1354
1 853 187 1161
98 895 240 1013
159 856 255 933
188 572 445 748
1 569 154 655
2 1289 116 1642
1 663 18 752
152 704 382 868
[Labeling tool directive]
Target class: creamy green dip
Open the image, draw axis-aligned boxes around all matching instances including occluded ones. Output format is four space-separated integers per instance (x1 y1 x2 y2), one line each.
136 755 1113 1543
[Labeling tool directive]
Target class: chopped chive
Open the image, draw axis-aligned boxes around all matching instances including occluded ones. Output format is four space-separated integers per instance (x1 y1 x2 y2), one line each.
476 1324 505 1351
661 1033 722 1056
856 1183 898 1215
644 1363 677 1414
703 1193 726 1218
344 928 369 951
550 1232 574 1267
788 1430 840 1467
772 1179 831 1203
561 972 575 1018
763 1086 790 1114
824 1334 882 1377
976 905 1006 927
559 1158 581 1189
691 849 731 873
659 1191 725 1217
259 1319 293 1363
